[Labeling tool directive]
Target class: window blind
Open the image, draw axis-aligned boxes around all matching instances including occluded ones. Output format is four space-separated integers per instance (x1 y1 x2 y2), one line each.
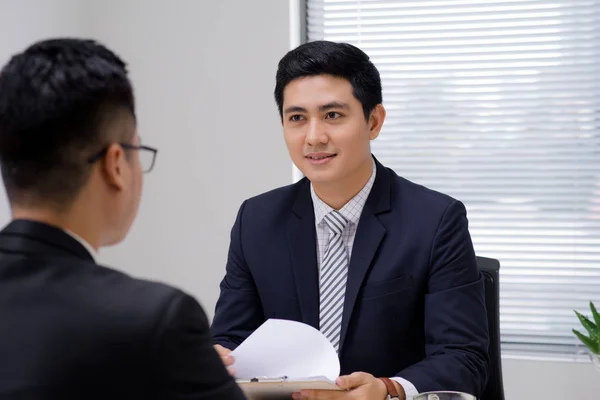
306 0 600 356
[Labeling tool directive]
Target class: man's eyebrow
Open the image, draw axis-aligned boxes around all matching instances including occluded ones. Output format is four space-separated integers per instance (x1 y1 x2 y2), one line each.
283 106 307 114
283 102 350 114
319 102 350 112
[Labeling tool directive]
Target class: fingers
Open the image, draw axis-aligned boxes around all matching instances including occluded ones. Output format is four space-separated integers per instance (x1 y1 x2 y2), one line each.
214 344 234 364
292 389 345 400
214 344 232 357
336 372 371 390
221 354 235 367
214 344 235 376
291 372 375 399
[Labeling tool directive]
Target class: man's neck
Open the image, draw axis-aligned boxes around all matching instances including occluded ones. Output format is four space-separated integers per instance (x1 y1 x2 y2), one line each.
312 159 374 210
11 207 100 252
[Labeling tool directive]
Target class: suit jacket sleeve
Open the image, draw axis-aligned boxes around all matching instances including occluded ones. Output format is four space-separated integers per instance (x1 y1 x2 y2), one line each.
397 200 490 397
152 291 245 400
211 200 265 349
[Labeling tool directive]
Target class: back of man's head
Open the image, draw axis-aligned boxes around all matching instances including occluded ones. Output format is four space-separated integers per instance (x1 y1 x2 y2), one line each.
0 38 135 210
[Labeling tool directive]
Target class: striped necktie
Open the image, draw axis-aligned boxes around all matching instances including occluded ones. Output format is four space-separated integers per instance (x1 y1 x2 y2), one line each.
319 210 350 352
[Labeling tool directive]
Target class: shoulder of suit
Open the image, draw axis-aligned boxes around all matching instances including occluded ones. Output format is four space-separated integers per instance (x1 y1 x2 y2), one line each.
81 262 191 317
386 166 461 208
242 178 308 209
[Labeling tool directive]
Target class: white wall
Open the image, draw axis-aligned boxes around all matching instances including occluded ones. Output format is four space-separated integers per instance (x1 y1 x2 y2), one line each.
503 357 600 399
83 0 291 317
1 0 599 398
0 0 85 61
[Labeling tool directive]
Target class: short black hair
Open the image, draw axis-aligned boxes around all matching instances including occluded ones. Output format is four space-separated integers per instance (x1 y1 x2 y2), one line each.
274 40 382 120
0 38 135 208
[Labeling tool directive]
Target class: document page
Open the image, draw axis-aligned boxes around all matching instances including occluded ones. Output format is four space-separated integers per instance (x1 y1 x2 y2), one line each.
231 319 340 382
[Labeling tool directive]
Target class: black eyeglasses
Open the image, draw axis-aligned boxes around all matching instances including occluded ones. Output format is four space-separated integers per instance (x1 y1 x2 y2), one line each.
88 143 158 173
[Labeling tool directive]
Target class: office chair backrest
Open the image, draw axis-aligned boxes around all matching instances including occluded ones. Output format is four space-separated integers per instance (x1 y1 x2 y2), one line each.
476 256 505 400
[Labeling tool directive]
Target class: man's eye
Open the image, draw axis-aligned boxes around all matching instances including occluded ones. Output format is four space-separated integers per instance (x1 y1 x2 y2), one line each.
290 115 304 122
326 112 341 119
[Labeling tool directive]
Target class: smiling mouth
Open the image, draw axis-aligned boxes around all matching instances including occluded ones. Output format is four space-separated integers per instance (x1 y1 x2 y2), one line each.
306 154 336 160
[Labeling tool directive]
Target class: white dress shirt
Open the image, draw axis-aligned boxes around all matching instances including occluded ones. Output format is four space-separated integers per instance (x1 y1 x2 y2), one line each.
310 159 419 399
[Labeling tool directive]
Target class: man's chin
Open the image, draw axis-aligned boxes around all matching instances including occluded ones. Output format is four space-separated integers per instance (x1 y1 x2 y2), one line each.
304 170 339 186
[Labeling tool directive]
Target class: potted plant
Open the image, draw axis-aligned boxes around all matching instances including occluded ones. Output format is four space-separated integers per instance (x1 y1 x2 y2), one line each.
573 301 600 372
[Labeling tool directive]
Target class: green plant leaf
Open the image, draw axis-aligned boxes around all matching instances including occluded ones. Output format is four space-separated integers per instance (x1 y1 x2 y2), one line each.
590 302 600 332
573 329 599 354
589 328 600 346
575 310 597 336
594 303 600 353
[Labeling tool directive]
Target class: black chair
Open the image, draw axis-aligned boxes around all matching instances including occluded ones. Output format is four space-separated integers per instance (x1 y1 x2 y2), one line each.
476 256 505 400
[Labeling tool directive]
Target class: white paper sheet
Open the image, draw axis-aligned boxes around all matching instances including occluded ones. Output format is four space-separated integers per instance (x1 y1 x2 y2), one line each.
230 319 340 382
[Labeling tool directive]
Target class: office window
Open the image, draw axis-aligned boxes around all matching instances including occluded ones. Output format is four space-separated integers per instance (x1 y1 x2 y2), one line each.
306 0 600 357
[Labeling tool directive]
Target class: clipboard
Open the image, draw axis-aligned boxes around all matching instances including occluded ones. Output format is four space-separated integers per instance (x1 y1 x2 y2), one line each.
231 319 343 399
237 376 342 400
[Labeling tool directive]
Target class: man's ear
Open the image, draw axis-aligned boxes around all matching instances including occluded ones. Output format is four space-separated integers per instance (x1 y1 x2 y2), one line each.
368 104 386 140
101 143 126 191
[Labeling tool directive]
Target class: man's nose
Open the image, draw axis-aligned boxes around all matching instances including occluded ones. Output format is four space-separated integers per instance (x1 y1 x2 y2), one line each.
306 119 328 146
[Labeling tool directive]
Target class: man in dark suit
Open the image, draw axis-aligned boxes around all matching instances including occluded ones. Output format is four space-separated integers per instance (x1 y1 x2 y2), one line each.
0 38 244 399
211 41 489 399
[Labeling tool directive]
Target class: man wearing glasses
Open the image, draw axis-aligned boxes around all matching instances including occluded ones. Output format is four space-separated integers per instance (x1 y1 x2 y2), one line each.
0 38 244 399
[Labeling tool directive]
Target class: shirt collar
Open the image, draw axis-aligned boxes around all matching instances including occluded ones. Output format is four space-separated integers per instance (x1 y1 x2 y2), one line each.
310 158 377 226
64 229 98 262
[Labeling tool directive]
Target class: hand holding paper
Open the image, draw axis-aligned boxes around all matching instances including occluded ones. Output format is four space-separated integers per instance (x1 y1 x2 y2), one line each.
229 319 342 399
214 344 236 376
292 372 392 400
225 319 398 400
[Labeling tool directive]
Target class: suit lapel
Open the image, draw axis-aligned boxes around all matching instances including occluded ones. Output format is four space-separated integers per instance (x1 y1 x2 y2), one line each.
339 158 392 351
287 179 320 329
286 159 393 343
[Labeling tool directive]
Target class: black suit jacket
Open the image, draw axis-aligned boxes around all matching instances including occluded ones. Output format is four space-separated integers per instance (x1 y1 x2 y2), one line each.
0 220 244 400
212 159 489 397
